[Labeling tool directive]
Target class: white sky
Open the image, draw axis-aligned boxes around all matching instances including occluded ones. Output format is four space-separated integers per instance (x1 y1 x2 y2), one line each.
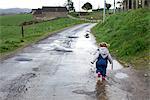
0 0 120 11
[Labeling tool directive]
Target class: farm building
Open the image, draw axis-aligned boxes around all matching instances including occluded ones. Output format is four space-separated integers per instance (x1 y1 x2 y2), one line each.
32 6 68 20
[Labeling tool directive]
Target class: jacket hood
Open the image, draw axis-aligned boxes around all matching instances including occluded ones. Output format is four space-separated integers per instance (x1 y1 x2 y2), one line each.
99 47 109 58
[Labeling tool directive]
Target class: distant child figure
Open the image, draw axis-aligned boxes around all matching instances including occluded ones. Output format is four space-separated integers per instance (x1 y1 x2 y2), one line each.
91 42 113 81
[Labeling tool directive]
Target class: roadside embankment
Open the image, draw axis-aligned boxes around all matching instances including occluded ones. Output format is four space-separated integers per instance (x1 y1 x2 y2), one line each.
92 8 150 70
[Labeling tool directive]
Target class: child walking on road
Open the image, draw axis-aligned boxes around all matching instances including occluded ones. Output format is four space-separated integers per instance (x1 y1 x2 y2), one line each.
91 42 113 81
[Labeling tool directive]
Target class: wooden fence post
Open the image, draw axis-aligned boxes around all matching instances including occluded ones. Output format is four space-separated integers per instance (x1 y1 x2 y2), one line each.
21 25 24 38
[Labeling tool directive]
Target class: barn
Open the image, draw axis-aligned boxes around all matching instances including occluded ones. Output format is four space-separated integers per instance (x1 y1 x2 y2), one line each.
32 6 68 20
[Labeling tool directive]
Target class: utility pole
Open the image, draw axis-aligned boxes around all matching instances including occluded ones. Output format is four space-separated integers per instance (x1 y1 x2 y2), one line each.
136 0 139 9
79 0 80 17
103 0 106 22
114 0 116 13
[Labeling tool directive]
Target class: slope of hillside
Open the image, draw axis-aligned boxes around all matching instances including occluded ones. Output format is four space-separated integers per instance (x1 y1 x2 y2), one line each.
69 11 103 20
92 8 150 69
0 14 33 25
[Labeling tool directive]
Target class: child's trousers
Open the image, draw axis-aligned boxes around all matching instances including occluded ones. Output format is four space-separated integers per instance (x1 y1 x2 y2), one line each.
96 64 107 77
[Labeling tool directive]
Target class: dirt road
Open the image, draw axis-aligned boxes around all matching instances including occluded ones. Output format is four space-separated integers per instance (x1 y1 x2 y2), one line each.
0 23 149 100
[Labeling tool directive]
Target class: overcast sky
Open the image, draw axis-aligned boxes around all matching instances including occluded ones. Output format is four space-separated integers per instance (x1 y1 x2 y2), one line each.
0 0 120 11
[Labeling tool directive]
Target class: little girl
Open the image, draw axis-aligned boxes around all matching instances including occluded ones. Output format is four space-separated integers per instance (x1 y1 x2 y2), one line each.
91 42 113 81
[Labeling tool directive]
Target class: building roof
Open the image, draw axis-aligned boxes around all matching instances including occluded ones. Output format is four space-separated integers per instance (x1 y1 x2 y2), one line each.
32 8 42 14
32 6 68 15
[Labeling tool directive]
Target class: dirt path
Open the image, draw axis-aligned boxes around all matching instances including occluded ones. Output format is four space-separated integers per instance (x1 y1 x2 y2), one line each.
0 23 149 100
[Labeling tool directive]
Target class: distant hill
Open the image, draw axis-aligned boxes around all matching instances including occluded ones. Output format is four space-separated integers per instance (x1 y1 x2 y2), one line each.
0 8 31 15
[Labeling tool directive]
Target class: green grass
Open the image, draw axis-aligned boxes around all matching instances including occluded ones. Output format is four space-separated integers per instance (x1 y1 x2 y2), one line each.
0 14 85 56
82 11 103 20
69 11 103 20
92 8 150 70
0 14 33 26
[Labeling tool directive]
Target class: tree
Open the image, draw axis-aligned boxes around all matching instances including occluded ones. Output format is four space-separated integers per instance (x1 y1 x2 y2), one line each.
82 2 92 11
105 3 111 10
66 0 75 12
117 1 123 10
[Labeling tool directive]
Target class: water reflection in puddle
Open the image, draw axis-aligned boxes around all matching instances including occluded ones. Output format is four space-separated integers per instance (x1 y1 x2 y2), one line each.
115 72 128 79
96 81 108 100
107 60 123 70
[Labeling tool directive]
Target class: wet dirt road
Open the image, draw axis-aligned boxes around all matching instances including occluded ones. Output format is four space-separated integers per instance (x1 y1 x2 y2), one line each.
0 23 149 100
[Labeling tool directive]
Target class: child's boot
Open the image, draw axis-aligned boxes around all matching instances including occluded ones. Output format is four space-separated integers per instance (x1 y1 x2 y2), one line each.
98 72 101 77
97 72 102 81
102 76 106 81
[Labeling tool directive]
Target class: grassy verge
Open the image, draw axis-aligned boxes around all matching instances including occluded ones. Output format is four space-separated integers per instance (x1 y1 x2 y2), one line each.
91 8 150 70
81 11 103 20
0 14 85 57
69 11 103 20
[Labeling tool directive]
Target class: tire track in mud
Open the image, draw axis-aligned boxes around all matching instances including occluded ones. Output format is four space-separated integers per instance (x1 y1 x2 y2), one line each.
0 73 37 100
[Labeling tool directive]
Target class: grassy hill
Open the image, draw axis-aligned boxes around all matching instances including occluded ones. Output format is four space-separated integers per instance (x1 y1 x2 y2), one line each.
0 8 31 15
92 8 150 69
0 14 85 56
